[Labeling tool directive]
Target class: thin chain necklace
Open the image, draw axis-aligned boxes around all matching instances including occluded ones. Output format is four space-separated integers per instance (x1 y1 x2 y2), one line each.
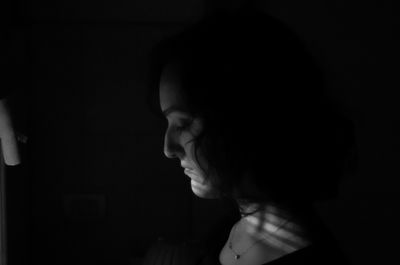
228 218 287 260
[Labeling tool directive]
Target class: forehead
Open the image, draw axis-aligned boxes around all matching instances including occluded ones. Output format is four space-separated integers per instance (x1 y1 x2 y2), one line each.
159 63 189 113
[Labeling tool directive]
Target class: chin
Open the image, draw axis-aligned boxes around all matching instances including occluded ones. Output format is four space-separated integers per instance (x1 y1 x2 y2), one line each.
191 181 219 199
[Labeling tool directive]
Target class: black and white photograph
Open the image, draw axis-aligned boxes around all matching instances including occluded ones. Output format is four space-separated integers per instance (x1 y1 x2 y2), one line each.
1 1 398 265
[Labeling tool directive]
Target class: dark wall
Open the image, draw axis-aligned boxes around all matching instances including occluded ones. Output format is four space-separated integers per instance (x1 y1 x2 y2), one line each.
4 1 207 265
256 2 398 265
3 1 399 265
29 24 193 265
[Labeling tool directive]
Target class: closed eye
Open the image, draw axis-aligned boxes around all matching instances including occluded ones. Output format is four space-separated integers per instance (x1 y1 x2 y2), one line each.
175 119 194 132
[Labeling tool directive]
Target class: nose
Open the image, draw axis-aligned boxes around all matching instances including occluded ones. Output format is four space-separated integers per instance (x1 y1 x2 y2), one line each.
163 128 183 159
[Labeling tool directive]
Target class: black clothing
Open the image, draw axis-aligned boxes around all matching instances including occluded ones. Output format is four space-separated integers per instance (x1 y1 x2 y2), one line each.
198 231 351 265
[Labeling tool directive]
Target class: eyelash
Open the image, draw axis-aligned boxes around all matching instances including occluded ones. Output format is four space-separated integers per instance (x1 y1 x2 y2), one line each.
164 118 194 133
176 122 192 132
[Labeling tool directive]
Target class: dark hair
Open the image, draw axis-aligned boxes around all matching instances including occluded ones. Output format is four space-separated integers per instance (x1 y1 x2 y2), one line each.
147 10 358 216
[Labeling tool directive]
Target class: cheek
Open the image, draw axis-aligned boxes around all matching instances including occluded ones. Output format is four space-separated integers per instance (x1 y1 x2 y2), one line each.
181 133 200 160
182 135 196 157
185 141 208 174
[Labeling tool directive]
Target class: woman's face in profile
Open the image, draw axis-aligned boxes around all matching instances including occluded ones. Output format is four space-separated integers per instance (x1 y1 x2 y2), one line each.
159 63 219 199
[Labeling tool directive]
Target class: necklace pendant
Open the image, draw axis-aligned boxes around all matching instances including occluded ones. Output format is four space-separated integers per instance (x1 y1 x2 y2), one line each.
235 254 240 260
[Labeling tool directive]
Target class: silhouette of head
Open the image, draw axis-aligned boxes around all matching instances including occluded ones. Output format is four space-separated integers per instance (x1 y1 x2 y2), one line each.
149 11 358 205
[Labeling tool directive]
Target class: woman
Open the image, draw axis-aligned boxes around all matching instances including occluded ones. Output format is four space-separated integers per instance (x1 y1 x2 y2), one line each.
146 9 358 265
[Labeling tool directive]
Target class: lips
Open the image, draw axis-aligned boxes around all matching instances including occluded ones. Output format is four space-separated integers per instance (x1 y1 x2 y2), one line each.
184 168 204 183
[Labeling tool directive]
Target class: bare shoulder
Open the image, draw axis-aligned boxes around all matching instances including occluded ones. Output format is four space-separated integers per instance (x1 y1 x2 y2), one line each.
219 208 311 265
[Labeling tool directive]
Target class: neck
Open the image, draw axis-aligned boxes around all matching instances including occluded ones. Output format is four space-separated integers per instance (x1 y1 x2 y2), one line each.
234 200 312 253
236 200 287 218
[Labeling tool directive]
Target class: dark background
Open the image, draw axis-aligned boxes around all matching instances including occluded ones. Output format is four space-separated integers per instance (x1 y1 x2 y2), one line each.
2 0 399 265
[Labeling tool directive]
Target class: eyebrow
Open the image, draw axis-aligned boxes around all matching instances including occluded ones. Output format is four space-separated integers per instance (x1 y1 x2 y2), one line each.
162 106 191 117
